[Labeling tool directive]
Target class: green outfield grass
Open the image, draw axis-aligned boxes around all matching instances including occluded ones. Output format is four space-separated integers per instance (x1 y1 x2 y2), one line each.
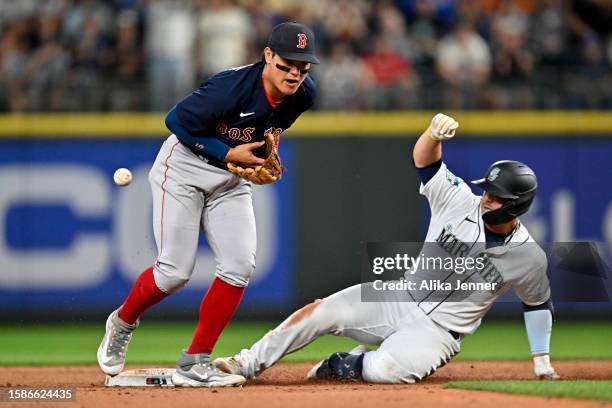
0 320 610 365
445 380 612 402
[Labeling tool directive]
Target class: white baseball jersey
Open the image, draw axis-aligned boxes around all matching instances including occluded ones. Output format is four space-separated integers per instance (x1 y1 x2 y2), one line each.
417 162 550 334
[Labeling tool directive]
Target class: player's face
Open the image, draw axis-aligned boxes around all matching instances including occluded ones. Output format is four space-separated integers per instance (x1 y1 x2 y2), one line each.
266 50 311 96
481 192 506 212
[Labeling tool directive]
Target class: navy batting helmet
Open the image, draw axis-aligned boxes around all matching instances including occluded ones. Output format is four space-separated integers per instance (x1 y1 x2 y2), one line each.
472 160 537 225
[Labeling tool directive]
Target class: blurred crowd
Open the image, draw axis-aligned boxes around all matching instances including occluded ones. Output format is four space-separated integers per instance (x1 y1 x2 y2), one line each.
0 0 611 112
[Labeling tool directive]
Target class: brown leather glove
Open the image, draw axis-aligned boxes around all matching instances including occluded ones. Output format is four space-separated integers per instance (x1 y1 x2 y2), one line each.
227 130 284 185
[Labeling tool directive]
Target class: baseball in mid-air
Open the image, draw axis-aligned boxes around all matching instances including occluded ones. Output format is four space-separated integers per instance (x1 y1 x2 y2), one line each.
113 168 133 187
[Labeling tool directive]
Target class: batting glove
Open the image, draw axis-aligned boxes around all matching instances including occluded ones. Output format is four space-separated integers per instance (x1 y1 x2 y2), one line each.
533 355 560 380
429 113 459 141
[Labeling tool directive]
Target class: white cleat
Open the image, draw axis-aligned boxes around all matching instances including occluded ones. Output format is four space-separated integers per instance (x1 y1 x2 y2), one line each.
97 309 139 376
306 359 326 380
172 350 246 387
213 356 249 377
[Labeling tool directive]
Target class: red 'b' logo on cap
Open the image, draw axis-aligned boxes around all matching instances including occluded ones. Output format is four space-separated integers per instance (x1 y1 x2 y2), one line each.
297 33 307 49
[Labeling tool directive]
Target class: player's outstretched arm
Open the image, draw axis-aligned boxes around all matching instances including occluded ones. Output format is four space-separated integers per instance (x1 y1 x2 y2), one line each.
523 301 560 380
413 113 459 168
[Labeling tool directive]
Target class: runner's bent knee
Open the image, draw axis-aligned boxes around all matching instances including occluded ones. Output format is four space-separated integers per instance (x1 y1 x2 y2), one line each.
277 298 343 334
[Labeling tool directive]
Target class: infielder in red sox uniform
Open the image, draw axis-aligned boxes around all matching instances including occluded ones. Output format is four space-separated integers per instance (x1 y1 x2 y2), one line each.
97 22 318 387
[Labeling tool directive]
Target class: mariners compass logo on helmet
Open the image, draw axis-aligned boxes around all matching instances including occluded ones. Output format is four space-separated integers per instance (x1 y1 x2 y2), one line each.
487 167 500 182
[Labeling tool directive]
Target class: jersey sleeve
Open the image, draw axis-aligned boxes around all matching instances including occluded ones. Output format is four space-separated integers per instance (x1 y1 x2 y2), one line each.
419 162 477 218
165 105 230 162
176 77 232 134
415 159 442 185
513 253 551 306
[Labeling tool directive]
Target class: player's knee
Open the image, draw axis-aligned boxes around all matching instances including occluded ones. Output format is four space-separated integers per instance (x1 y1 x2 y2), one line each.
362 350 418 384
312 295 358 334
279 298 338 332
310 298 337 326
153 262 190 293
216 257 255 287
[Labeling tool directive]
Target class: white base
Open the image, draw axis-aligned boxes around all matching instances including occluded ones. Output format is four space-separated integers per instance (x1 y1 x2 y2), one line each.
105 368 176 387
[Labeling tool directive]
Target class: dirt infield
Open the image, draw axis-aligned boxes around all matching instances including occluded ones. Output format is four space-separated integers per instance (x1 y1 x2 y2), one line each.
1 361 611 408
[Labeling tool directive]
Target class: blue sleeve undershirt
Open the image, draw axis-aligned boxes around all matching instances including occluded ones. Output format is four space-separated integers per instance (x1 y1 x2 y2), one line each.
414 159 442 185
165 105 231 162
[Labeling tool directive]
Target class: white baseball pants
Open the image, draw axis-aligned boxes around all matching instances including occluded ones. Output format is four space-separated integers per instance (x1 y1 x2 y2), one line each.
234 282 461 383
148 134 257 292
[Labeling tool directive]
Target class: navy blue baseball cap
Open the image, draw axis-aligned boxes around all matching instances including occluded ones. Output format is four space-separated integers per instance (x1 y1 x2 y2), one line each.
267 22 320 64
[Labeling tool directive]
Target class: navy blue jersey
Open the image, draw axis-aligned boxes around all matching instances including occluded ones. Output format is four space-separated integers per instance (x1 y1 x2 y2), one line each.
177 61 316 149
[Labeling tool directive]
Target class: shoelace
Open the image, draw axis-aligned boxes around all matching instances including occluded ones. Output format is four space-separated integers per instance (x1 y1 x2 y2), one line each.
195 360 219 371
108 326 133 357
190 360 232 378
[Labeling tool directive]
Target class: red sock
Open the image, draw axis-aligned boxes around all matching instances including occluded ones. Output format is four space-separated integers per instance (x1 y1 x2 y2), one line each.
118 266 168 324
187 277 245 354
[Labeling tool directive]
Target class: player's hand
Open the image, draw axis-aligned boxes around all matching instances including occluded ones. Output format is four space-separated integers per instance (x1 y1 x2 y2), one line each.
429 113 459 141
225 141 266 166
226 131 284 185
533 355 560 380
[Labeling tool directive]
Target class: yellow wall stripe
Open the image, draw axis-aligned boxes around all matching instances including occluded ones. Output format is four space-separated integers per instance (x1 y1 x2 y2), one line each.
0 111 610 138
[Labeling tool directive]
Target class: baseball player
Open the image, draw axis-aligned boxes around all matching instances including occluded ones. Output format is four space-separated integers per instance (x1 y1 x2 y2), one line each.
214 113 559 383
97 22 319 387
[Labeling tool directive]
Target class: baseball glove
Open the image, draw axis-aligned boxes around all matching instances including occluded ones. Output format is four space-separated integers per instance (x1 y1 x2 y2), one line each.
227 130 284 185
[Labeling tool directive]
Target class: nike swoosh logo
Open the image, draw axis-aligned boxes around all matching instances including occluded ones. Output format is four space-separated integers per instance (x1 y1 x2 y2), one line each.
240 112 255 117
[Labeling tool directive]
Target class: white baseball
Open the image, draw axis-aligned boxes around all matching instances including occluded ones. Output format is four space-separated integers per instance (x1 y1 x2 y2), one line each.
113 168 133 187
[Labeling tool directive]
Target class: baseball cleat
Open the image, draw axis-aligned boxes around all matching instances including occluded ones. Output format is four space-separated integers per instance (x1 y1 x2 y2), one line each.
538 372 561 380
307 344 369 380
97 309 139 376
213 355 249 377
172 350 246 387
306 359 329 380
